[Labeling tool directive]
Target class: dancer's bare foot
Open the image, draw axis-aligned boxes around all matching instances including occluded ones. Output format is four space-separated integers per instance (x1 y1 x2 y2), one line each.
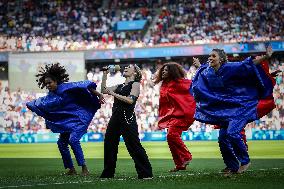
182 159 191 167
223 170 238 177
168 167 186 172
62 167 77 175
81 165 90 176
237 162 251 173
220 167 231 173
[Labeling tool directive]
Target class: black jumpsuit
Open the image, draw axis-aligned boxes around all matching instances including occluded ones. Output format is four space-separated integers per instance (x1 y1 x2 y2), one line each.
100 81 153 179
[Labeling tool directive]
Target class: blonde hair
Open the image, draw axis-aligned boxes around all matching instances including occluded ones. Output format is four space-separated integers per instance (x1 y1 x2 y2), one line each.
133 64 142 82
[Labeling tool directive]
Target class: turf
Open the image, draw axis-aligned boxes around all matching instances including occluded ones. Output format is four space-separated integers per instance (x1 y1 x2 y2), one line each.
0 141 284 189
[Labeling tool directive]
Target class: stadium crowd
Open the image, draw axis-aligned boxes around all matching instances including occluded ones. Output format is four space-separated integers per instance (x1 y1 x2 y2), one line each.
0 0 283 51
0 58 283 134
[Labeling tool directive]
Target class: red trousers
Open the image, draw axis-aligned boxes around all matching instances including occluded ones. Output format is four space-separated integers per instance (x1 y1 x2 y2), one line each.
167 126 192 169
240 128 248 150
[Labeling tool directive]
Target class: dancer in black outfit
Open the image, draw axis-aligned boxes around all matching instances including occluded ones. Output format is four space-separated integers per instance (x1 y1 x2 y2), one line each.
100 64 153 179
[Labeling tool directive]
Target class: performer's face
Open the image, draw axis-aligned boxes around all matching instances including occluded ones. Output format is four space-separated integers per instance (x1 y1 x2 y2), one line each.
162 66 169 79
208 51 221 70
123 65 135 77
45 77 57 92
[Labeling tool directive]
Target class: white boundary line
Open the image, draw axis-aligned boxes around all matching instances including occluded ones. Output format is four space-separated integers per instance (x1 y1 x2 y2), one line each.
0 167 282 189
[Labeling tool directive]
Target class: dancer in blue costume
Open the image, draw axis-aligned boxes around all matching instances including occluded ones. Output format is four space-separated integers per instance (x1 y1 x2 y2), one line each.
191 47 274 175
26 63 105 176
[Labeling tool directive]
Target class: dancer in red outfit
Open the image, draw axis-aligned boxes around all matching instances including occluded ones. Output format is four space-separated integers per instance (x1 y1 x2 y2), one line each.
256 59 277 118
154 62 196 172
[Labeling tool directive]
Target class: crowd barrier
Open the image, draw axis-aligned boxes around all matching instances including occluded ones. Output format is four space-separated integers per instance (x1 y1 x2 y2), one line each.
1 129 284 143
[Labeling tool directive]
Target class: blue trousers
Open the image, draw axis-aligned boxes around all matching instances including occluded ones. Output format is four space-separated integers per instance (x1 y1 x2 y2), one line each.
218 123 250 172
57 129 86 169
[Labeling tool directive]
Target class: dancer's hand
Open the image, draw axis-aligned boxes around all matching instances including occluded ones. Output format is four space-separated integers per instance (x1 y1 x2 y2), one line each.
254 55 266 63
253 46 273 65
266 46 273 58
98 94 106 104
104 87 114 96
271 70 281 77
193 57 201 68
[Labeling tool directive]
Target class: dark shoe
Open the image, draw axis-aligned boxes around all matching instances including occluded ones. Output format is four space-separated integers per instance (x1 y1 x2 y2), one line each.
138 176 153 180
100 175 114 179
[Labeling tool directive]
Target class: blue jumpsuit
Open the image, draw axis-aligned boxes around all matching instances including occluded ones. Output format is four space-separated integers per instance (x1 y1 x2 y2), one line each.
26 81 101 169
191 57 274 172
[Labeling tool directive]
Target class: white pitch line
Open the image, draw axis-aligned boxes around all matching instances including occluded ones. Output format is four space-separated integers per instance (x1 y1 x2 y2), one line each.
0 167 282 189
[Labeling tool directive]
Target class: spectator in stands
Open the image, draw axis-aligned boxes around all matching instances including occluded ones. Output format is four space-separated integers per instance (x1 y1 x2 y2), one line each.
0 1 283 51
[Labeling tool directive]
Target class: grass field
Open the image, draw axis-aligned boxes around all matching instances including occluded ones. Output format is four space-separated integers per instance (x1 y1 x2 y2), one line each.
0 141 284 189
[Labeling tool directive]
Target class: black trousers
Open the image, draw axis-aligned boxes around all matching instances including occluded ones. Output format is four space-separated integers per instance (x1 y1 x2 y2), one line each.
100 110 153 179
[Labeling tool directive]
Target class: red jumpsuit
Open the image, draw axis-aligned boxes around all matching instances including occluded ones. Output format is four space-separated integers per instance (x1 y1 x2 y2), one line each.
158 79 195 169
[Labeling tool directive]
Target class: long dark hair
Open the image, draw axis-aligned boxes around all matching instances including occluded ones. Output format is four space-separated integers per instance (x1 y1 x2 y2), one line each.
35 63 69 89
153 62 186 84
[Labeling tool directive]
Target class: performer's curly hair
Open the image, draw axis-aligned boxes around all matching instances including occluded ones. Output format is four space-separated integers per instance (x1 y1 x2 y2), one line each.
212 49 228 64
153 62 186 84
36 63 69 89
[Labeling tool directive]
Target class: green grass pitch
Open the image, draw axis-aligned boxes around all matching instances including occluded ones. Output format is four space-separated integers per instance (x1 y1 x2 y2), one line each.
0 141 284 189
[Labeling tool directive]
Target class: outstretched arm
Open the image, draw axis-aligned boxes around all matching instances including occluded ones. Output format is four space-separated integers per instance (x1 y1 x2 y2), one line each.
193 57 201 68
270 70 281 77
89 88 106 104
253 46 273 65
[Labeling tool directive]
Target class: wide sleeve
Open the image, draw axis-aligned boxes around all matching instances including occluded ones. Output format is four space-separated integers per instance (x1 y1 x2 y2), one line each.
26 94 64 118
158 79 195 128
26 100 46 117
57 81 97 94
242 57 274 98
57 81 101 115
167 80 195 121
191 57 275 128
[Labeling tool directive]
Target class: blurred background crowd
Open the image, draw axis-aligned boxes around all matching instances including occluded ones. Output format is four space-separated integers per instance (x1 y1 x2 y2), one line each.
1 57 283 134
0 0 283 51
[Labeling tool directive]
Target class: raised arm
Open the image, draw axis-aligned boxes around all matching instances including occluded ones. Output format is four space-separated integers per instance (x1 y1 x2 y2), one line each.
193 57 201 68
253 46 273 65
101 68 118 94
104 82 140 105
89 88 106 104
